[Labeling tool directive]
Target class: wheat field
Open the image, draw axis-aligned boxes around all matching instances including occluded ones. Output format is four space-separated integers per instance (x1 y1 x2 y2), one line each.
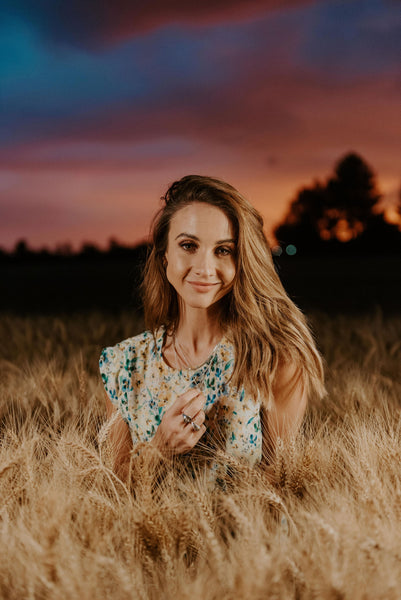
1 309 401 599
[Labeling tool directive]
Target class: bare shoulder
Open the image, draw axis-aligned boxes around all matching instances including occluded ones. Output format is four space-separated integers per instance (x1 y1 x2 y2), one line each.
272 360 306 406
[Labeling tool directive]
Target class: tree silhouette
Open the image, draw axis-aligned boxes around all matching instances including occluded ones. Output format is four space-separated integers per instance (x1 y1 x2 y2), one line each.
14 239 30 257
322 153 380 241
275 152 400 253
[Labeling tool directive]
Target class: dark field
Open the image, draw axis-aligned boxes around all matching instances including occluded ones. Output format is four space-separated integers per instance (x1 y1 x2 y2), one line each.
2 253 400 314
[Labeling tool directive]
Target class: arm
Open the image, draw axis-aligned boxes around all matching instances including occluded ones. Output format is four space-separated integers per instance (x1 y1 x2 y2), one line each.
261 361 307 475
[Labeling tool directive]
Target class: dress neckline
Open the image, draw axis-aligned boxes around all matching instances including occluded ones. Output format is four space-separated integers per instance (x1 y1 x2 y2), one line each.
156 326 226 373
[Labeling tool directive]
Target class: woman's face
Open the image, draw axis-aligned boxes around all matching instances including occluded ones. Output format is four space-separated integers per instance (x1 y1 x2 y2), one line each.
164 202 236 311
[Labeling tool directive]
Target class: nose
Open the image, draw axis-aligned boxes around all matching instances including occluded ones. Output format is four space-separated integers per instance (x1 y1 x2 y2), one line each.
193 249 215 277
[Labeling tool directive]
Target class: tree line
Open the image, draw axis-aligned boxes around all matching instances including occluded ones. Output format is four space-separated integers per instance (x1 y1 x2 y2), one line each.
0 238 150 263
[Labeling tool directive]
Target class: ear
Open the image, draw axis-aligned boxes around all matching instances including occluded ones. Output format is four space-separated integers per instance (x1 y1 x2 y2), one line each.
162 255 168 268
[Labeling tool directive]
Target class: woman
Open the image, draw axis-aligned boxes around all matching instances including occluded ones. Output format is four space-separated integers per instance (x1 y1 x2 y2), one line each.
99 175 325 483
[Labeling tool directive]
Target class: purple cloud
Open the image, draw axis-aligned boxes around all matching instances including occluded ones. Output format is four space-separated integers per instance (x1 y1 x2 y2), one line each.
2 0 319 47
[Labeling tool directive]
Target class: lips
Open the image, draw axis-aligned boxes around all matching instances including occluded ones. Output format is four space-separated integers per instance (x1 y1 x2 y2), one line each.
187 281 219 292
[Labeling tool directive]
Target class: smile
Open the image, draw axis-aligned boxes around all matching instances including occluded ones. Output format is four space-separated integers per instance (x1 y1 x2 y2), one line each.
187 281 220 292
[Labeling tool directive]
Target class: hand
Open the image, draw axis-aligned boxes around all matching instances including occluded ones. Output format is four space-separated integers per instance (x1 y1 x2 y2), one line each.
151 388 206 455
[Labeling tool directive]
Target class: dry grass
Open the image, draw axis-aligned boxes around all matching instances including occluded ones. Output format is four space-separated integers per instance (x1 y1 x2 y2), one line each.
1 309 401 599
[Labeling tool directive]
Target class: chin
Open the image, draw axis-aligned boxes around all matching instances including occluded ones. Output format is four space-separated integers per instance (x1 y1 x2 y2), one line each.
187 294 228 311
187 300 216 310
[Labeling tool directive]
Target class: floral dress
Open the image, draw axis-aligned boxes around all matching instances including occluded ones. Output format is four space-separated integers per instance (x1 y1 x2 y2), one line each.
99 327 263 475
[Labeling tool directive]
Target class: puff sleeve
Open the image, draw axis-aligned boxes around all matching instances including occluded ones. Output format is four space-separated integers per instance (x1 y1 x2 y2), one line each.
99 345 124 409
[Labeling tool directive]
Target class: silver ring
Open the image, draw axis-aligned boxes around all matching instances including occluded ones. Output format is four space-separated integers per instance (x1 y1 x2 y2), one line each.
191 421 201 432
182 413 192 425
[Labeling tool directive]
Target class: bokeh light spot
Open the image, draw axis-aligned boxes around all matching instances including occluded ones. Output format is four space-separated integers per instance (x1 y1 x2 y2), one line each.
272 245 282 256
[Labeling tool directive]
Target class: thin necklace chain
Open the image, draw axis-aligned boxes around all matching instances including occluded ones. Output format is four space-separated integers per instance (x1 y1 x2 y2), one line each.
171 334 222 395
173 336 191 370
172 334 220 371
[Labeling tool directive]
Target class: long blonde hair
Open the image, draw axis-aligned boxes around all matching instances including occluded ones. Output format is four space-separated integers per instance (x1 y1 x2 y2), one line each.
143 175 325 405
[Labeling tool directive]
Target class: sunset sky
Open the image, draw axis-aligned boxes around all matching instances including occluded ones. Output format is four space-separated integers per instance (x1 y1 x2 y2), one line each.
1 0 400 250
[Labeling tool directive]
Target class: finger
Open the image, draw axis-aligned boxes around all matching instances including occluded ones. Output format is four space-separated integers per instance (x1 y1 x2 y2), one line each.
191 409 205 428
172 388 200 414
183 393 206 419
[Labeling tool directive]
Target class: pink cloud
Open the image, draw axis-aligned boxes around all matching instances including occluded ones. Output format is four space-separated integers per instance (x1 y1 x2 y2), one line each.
2 1 399 250
1 62 399 180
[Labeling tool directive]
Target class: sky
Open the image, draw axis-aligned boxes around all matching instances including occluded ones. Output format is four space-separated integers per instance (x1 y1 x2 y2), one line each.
1 0 400 250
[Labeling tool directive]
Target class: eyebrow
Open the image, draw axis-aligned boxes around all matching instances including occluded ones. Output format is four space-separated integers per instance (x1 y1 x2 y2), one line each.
175 233 236 244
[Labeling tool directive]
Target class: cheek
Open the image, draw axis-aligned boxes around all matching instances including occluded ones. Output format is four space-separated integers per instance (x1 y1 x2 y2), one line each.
224 260 236 284
165 253 189 281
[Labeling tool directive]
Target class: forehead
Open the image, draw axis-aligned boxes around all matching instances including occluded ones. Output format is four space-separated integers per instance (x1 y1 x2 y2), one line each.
169 202 234 239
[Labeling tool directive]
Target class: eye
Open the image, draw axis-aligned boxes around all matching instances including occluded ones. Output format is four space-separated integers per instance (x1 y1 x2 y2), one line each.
215 246 233 257
180 241 197 252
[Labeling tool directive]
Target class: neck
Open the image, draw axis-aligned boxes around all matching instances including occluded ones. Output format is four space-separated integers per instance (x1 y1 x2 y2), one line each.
174 304 224 354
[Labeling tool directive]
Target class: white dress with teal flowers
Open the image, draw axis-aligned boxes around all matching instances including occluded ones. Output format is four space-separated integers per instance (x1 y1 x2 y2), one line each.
99 328 263 470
